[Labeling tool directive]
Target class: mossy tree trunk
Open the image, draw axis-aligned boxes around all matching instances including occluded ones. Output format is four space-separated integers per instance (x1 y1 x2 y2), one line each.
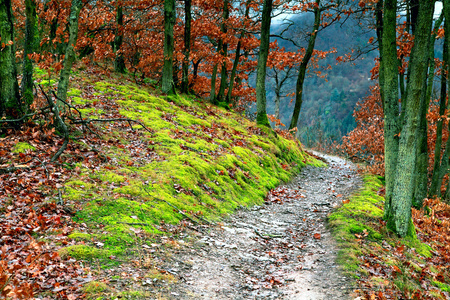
381 0 400 221
429 34 448 197
255 0 273 127
388 0 434 237
181 0 191 93
56 0 83 110
288 0 321 130
162 0 176 94
412 12 443 208
22 0 37 110
114 2 126 74
0 0 20 118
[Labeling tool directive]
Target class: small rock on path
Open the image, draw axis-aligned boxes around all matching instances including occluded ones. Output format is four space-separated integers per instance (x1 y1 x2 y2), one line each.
169 153 362 299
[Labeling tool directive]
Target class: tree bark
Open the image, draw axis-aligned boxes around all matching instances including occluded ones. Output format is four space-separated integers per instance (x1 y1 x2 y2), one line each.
429 35 448 197
0 0 20 118
22 0 37 109
375 0 384 111
388 0 434 237
114 3 126 74
210 41 222 104
412 12 443 208
217 0 230 103
431 0 450 198
56 0 83 110
255 0 273 127
381 0 400 221
162 0 176 94
181 0 191 93
288 0 321 130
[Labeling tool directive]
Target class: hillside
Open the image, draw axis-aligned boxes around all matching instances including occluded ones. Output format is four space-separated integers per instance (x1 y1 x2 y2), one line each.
0 65 323 298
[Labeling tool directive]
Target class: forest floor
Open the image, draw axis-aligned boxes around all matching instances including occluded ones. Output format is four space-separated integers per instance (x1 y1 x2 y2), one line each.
135 152 362 300
3 68 450 299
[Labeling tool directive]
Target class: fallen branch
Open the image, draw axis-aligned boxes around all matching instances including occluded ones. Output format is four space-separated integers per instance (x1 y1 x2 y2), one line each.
0 164 31 174
72 118 153 134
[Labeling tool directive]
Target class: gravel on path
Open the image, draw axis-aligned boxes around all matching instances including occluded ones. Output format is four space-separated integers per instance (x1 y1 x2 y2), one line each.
167 153 362 300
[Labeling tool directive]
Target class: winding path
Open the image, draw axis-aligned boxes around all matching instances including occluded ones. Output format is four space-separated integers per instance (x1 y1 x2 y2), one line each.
170 153 362 299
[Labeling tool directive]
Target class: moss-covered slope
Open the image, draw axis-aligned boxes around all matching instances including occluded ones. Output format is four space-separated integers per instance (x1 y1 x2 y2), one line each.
59 72 322 261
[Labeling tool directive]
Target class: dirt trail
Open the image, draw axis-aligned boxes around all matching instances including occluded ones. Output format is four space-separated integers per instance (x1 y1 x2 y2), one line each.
167 153 362 299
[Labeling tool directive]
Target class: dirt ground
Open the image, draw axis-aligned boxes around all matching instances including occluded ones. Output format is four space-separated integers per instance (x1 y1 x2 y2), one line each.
151 153 362 300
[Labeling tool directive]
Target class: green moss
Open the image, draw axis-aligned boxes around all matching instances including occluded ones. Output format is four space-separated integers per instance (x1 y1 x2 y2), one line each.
68 232 92 241
329 175 389 277
72 96 92 105
83 281 110 293
330 174 435 297
97 171 125 183
62 76 322 264
433 281 450 292
67 88 82 97
58 245 108 260
40 79 57 86
12 142 36 153
65 179 95 201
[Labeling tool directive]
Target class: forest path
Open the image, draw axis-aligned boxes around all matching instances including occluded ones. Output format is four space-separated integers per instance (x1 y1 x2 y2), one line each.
167 153 362 299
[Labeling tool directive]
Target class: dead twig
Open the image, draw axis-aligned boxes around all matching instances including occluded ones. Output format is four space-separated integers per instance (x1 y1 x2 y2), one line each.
71 118 153 134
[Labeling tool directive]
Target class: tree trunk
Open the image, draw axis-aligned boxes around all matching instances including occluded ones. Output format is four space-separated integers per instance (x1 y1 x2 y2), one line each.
162 0 176 94
226 39 242 104
432 0 450 198
429 37 448 197
56 0 83 110
288 0 321 130
274 82 281 128
375 0 384 111
22 0 37 109
0 0 20 118
381 0 400 221
217 0 230 103
388 0 434 237
114 3 126 74
255 0 273 127
210 41 222 104
181 0 191 93
413 12 443 208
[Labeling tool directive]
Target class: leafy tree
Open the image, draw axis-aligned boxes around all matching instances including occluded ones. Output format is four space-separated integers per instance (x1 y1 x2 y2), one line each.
0 0 20 118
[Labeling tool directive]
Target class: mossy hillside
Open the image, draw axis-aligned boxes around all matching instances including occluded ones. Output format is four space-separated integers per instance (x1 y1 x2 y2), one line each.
329 175 436 297
61 75 322 262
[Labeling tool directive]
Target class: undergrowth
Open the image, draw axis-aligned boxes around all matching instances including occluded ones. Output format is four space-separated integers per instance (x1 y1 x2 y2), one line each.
53 68 323 269
329 175 449 299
